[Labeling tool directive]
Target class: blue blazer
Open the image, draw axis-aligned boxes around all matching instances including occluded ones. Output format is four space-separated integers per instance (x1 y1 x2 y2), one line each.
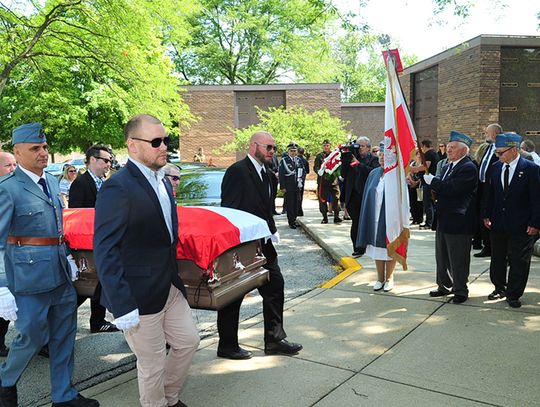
94 160 185 318
430 155 478 235
483 157 540 235
0 168 70 294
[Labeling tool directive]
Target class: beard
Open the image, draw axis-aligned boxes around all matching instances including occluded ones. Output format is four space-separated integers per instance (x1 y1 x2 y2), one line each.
254 148 270 165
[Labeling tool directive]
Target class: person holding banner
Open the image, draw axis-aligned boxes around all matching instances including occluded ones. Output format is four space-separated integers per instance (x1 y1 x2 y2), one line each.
314 140 342 224
424 131 478 304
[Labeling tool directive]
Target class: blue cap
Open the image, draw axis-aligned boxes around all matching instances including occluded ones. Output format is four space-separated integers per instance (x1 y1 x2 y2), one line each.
448 130 473 148
495 132 522 148
12 123 46 145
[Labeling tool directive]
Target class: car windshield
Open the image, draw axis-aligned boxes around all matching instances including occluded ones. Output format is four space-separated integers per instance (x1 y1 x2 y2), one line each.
176 169 224 206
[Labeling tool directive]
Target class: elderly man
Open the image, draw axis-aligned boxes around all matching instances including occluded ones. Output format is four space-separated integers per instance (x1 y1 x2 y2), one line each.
0 123 98 406
424 131 478 304
94 115 199 407
0 153 16 177
483 133 540 308
217 131 302 360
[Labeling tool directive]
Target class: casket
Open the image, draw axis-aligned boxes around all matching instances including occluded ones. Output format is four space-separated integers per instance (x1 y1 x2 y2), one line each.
63 207 271 310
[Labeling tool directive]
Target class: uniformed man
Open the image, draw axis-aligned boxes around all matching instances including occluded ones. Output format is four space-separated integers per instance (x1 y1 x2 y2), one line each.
279 143 300 229
314 140 342 224
483 133 540 308
0 123 99 407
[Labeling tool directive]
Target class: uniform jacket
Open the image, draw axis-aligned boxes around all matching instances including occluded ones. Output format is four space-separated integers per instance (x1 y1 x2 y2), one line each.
0 168 69 294
68 170 97 208
278 155 298 191
94 160 185 318
483 157 540 235
430 155 478 235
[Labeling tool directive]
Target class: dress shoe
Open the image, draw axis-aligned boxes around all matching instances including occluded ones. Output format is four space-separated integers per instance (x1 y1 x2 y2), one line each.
429 288 450 297
289 224 297 229
90 320 119 333
0 345 8 358
473 249 491 258
52 394 99 407
169 400 188 407
264 339 303 356
38 345 50 358
419 223 431 229
352 250 364 257
217 347 253 360
373 281 384 291
487 290 506 300
452 295 467 304
0 385 17 407
507 299 522 308
321 218 328 224
334 217 343 223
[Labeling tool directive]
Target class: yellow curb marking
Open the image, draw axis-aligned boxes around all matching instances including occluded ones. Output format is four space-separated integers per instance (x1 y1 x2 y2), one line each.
319 256 362 289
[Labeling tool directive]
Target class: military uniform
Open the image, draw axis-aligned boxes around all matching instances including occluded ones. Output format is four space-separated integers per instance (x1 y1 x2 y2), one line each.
279 145 300 228
314 144 341 223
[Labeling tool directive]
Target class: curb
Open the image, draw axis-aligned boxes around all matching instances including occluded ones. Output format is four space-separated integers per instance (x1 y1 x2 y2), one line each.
319 257 362 289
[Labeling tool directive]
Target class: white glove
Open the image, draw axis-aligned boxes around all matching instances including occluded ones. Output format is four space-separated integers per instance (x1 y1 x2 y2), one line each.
67 254 78 282
0 287 18 322
115 309 140 333
423 174 434 185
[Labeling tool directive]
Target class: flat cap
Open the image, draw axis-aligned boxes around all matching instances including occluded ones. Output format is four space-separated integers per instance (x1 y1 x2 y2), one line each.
448 130 473 148
12 123 46 145
495 132 522 148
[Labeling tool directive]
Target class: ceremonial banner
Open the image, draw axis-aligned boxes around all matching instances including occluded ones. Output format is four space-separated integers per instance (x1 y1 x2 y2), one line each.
382 49 417 269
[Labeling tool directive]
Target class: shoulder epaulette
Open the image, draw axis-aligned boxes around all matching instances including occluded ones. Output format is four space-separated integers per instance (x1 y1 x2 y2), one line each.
0 172 15 183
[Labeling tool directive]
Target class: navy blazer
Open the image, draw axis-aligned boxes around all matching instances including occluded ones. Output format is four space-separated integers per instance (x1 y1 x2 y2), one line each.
94 160 185 318
430 155 478 235
483 157 540 235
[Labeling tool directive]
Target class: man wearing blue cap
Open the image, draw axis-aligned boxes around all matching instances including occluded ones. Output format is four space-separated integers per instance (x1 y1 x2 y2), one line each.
482 133 540 308
423 131 478 304
0 123 99 406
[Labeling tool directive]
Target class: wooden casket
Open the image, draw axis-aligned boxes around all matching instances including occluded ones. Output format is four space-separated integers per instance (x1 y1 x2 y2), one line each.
63 207 271 310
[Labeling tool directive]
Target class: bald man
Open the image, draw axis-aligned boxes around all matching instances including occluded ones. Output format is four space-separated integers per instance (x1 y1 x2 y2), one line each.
0 152 16 177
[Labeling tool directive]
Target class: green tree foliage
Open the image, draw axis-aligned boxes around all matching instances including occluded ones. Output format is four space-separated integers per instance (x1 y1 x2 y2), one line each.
173 0 339 84
228 106 348 158
0 0 197 153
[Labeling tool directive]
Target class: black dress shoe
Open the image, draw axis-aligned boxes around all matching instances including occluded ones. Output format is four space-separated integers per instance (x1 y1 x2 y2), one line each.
0 385 17 407
452 295 468 304
429 288 450 297
0 344 9 358
52 394 99 407
90 321 119 334
473 249 491 258
264 339 303 356
289 224 297 229
38 345 49 358
507 299 522 308
321 219 328 224
334 217 343 223
217 347 253 360
487 290 506 300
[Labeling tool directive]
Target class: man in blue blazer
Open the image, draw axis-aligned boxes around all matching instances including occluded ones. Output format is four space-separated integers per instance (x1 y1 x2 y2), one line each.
482 133 540 308
0 123 98 406
94 115 199 407
424 131 478 304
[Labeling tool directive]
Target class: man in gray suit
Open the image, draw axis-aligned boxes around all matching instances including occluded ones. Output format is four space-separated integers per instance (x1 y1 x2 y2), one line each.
0 123 98 407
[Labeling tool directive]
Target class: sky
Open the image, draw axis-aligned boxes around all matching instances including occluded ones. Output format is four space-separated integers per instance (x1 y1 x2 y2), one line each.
336 0 540 61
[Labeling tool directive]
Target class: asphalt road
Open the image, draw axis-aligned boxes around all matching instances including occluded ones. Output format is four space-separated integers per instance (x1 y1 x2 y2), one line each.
10 213 336 406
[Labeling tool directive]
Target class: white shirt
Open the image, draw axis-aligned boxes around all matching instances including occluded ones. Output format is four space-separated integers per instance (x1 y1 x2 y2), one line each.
500 155 520 189
247 153 265 181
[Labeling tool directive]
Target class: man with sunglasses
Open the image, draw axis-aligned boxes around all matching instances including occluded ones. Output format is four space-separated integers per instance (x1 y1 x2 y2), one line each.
217 131 302 360
482 133 540 308
94 115 198 407
69 144 118 334
163 163 182 197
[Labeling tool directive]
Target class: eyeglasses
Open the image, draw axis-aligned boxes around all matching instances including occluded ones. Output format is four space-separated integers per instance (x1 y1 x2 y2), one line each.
166 174 180 181
131 136 170 148
495 147 513 156
254 142 277 152
94 156 112 164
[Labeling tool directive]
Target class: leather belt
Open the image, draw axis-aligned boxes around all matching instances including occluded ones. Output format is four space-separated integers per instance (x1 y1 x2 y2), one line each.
7 236 65 246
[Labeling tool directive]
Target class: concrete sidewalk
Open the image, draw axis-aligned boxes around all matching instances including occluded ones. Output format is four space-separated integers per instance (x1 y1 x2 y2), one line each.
83 199 540 407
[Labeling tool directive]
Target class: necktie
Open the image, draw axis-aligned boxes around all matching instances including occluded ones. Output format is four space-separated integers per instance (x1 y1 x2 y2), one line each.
442 163 454 180
260 168 270 196
37 178 50 199
479 144 494 182
503 164 510 194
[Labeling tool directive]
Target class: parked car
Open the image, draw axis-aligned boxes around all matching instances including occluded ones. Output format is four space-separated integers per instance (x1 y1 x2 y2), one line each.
67 157 86 173
44 162 67 178
176 167 225 206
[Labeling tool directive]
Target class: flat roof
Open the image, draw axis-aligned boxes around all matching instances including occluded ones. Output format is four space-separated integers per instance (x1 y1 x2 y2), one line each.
403 34 540 74
183 83 341 91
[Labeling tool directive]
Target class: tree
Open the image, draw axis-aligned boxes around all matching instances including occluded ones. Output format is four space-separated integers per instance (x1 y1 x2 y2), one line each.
173 0 340 84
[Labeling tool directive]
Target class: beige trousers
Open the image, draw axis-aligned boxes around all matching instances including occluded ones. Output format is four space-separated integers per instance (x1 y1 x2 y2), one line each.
124 286 199 407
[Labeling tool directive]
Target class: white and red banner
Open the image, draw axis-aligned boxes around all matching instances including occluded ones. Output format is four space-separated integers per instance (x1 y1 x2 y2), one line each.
317 148 341 176
382 49 417 270
63 207 271 271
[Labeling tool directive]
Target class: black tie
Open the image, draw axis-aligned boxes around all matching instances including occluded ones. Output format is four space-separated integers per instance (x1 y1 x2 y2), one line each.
260 168 269 196
38 178 50 199
442 163 453 180
503 164 510 194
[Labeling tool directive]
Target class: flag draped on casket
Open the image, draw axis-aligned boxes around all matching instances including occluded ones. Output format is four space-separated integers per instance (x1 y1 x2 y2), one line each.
382 49 417 270
63 206 271 271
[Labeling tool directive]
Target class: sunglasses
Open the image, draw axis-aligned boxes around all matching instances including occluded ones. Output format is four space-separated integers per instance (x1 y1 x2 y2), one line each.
255 142 277 152
166 174 180 181
495 147 513 156
131 136 170 148
68 170 77 173
94 156 112 164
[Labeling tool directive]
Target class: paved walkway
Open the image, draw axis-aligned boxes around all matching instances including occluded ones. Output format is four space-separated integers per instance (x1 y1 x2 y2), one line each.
83 198 540 407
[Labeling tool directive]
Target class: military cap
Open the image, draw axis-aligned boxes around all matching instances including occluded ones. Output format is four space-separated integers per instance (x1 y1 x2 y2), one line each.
379 141 385 150
12 123 46 145
287 143 298 150
322 139 330 145
448 130 473 148
495 132 522 148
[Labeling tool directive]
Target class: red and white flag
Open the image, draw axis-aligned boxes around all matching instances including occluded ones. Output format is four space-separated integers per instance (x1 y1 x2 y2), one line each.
382 49 417 270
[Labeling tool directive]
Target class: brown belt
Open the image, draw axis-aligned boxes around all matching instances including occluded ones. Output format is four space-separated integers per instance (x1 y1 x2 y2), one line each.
7 236 65 246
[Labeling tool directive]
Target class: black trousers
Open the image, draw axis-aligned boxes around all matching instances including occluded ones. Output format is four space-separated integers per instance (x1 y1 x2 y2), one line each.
490 231 534 300
0 318 9 346
435 231 472 297
408 186 424 223
297 187 305 216
284 189 298 226
317 181 339 219
77 284 107 327
347 195 362 251
217 240 286 350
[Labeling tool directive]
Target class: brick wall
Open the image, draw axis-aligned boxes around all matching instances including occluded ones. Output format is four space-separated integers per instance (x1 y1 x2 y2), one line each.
341 104 385 141
286 88 342 118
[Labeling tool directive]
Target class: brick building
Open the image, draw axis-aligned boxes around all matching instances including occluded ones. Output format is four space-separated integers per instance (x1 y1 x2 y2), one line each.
400 34 540 151
341 102 385 141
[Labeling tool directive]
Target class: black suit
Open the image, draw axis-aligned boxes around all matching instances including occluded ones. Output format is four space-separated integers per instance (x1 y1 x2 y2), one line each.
218 156 285 350
68 170 107 328
476 143 499 250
